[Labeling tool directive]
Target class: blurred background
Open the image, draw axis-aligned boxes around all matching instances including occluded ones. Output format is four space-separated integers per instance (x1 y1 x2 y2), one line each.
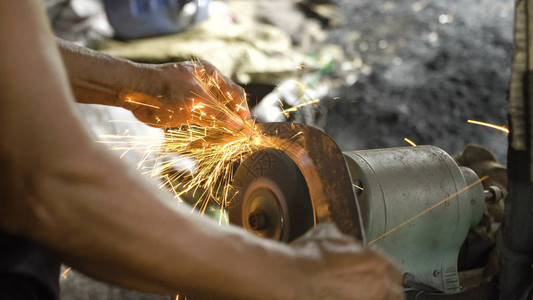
42 0 513 298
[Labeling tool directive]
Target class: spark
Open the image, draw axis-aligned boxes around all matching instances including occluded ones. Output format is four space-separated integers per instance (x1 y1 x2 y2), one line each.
164 174 183 203
191 102 206 111
353 184 364 191
125 98 160 109
235 104 247 112
368 175 488 245
467 120 509 134
62 267 72 279
404 138 417 147
99 62 271 216
280 99 320 118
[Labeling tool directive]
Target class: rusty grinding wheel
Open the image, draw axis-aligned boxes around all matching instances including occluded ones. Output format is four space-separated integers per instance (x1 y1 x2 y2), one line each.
228 148 314 242
227 123 363 242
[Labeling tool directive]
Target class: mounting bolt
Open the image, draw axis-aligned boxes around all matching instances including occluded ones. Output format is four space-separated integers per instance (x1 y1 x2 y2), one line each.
248 211 267 230
433 269 440 277
485 186 504 204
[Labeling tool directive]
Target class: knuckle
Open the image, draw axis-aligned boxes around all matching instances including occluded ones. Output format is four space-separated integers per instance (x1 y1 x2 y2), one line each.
197 60 215 71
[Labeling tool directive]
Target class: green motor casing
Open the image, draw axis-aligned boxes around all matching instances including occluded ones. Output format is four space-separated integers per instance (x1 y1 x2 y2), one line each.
343 146 484 293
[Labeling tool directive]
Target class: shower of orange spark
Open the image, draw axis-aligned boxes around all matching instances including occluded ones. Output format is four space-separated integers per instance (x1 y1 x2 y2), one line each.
467 120 509 134
62 267 72 279
368 176 488 245
100 62 275 220
404 138 417 147
101 121 275 221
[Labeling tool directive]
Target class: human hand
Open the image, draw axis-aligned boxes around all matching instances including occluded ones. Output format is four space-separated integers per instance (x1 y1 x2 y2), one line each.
290 224 405 300
121 61 251 130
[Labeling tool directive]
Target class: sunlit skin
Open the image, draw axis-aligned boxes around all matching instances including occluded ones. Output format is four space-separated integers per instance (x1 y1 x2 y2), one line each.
58 37 251 131
116 62 251 130
101 66 265 221
102 73 326 219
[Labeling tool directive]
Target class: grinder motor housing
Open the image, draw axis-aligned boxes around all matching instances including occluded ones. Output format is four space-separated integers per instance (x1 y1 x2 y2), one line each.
227 124 485 293
344 146 484 293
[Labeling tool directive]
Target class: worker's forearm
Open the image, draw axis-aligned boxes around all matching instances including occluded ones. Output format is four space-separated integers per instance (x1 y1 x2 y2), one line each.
57 38 161 107
32 154 299 298
0 1 299 299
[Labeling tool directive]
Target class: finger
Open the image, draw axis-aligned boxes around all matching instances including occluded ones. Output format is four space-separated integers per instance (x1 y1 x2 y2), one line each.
188 82 244 129
195 60 217 74
207 81 249 123
235 94 252 121
391 266 404 286
187 95 245 131
131 107 164 127
290 224 359 252
157 112 188 128
121 91 173 127
307 223 355 241
370 247 404 284
189 104 244 131
223 84 251 121
200 61 251 121
384 282 406 300
186 61 249 130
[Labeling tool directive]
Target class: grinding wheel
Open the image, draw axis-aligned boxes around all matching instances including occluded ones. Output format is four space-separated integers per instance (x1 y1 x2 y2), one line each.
228 123 363 242
228 148 314 242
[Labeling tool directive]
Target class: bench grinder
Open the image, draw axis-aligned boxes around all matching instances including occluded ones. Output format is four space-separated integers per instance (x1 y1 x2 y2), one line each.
228 123 494 293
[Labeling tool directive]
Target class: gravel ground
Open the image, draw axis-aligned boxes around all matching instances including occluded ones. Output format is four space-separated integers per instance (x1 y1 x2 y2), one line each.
323 0 513 164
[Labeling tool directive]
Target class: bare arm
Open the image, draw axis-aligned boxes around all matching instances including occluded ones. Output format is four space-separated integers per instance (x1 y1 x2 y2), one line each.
56 37 149 107
0 1 404 299
57 39 250 129
0 1 299 298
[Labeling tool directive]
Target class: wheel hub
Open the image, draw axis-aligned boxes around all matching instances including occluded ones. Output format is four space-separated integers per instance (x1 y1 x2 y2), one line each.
228 148 314 242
